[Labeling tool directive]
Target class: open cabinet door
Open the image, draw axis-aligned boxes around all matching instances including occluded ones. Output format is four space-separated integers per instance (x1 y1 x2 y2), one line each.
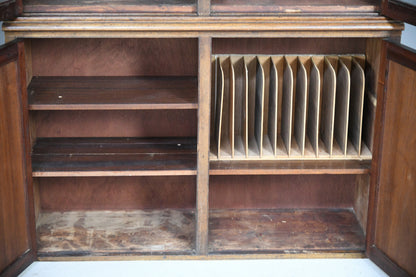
0 41 36 277
382 0 416 25
0 0 21 20
367 41 416 277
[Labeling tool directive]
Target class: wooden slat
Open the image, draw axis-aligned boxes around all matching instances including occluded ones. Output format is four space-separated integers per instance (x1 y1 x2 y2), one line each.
294 57 309 156
307 57 323 157
231 56 246 158
229 56 236 158
349 57 365 156
32 137 197 177
321 57 337 156
37 210 195 256
245 56 258 157
219 56 232 158
281 57 293 156
255 57 266 157
24 0 196 13
210 159 371 175
196 36 211 255
209 209 365 253
268 57 279 156
28 76 198 110
334 59 351 156
214 57 224 158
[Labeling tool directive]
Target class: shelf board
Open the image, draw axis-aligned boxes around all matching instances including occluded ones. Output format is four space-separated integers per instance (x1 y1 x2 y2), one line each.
211 0 379 14
209 209 365 254
36 209 195 257
210 160 371 175
23 0 196 14
32 137 197 177
28 76 198 110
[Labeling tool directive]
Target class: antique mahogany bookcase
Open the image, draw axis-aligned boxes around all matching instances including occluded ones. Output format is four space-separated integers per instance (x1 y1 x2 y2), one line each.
0 0 415 276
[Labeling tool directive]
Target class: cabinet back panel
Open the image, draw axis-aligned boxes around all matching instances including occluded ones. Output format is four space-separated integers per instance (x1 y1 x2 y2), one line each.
213 38 366 55
30 38 198 77
32 110 197 138
37 177 196 211
210 175 356 209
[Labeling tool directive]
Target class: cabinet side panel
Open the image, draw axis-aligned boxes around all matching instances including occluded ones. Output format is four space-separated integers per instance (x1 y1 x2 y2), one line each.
373 58 416 276
0 57 30 273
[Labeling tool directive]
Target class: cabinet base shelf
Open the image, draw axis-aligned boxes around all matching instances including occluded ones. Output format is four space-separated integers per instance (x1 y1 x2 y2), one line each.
36 210 195 257
209 209 365 254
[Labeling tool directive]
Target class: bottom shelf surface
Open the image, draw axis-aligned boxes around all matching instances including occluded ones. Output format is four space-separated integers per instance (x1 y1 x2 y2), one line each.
209 209 365 254
36 210 195 257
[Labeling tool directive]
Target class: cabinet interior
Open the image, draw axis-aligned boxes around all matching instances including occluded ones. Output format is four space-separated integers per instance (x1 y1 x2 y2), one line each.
25 37 380 257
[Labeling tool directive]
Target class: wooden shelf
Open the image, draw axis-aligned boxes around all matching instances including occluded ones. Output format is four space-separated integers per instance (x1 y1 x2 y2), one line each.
210 160 371 175
23 0 196 14
209 209 365 254
36 210 195 257
28 76 198 110
32 137 197 177
211 0 379 14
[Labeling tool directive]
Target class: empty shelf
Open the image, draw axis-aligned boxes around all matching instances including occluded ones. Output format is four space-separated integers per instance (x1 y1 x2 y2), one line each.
36 210 195 257
32 137 197 177
210 160 371 175
28 76 198 110
209 209 365 254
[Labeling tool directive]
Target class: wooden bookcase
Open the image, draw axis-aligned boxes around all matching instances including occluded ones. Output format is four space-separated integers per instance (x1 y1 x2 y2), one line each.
0 1 415 276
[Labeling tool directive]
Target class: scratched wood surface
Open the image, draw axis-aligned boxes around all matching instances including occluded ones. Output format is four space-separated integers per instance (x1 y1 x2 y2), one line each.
209 209 365 253
37 210 195 256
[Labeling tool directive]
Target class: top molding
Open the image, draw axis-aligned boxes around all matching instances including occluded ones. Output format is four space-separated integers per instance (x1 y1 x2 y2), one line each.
3 15 404 40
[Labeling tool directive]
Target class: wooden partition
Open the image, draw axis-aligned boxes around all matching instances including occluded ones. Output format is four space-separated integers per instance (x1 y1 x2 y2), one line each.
211 54 370 161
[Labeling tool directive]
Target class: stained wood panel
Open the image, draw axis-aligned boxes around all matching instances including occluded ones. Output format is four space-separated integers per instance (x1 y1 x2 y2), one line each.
28 76 198 110
37 210 195 256
31 38 198 77
23 0 196 13
37 176 196 210
209 209 365 253
371 42 416 276
0 41 33 275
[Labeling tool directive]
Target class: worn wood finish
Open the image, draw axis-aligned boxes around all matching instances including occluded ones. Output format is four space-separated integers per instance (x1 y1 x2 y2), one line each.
32 137 197 177
37 177 196 210
211 0 379 14
32 110 197 138
3 16 403 40
30 38 198 77
210 160 371 175
23 0 196 13
369 41 416 277
209 209 365 253
0 0 18 20
28 76 198 110
209 175 357 209
353 174 369 234
196 36 211 255
0 41 34 276
197 0 209 15
36 210 195 256
382 0 416 25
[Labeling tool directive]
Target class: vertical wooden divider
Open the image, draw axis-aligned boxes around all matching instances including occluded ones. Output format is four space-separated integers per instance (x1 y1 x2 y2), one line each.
214 57 224 158
196 36 211 255
349 57 365 156
281 57 294 156
334 58 351 156
197 0 210 15
294 57 308 156
231 56 245 158
245 56 257 157
321 57 337 156
268 58 279 156
255 57 265 157
307 57 322 157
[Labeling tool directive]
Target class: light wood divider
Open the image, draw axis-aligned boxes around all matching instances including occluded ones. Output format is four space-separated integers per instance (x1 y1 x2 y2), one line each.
211 54 370 161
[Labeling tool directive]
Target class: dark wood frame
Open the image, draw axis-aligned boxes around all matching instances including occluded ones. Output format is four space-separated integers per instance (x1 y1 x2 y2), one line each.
382 0 416 25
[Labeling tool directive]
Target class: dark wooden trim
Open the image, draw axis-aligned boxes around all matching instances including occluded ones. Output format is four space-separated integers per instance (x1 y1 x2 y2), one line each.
386 41 416 71
367 246 411 277
382 0 416 25
196 36 211 255
0 39 19 66
0 0 17 21
17 41 38 259
0 249 35 277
